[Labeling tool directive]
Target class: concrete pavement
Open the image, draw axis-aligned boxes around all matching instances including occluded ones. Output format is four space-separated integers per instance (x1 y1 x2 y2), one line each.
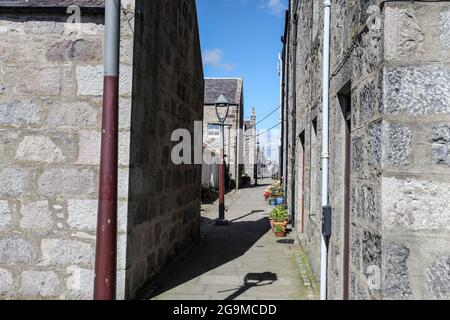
144 180 318 300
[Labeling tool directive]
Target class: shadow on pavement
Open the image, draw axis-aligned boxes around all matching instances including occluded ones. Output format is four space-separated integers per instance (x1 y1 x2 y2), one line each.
140 216 272 300
230 209 265 222
220 272 278 300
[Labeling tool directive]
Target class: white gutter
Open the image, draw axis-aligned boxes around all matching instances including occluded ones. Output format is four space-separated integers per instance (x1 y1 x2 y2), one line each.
320 0 331 301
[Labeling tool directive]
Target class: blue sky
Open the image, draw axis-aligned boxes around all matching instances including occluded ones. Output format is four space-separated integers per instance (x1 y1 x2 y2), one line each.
196 0 286 155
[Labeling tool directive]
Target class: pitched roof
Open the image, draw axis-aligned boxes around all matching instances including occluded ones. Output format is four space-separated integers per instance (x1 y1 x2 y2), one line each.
204 78 243 105
244 120 254 130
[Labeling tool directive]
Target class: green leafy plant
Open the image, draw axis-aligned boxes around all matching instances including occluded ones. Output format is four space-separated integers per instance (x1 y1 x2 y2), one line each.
274 224 285 234
270 205 288 222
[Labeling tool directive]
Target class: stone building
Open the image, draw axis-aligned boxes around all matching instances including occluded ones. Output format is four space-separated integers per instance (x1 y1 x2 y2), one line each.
0 0 204 299
281 0 450 299
203 78 244 189
243 107 257 184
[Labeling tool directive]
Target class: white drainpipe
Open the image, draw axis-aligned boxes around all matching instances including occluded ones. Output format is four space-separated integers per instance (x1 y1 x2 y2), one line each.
320 0 332 301
278 53 283 172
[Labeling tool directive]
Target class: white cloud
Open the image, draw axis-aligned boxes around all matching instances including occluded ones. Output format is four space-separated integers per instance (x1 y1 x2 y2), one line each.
259 0 286 17
203 49 234 71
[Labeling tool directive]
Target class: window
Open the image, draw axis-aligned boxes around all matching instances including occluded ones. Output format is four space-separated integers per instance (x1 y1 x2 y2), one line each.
207 124 220 137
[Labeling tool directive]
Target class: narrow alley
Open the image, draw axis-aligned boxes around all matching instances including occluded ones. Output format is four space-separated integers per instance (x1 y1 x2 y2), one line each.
143 180 318 300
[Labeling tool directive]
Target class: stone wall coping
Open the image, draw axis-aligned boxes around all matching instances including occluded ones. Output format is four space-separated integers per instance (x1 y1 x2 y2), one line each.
0 1 104 12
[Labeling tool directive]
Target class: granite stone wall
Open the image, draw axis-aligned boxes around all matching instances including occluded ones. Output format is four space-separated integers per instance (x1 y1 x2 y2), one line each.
0 0 204 300
283 0 450 300
124 0 204 299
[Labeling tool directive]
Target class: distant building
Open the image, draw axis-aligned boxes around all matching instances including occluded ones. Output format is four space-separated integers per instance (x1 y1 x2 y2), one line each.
243 108 257 184
203 78 244 189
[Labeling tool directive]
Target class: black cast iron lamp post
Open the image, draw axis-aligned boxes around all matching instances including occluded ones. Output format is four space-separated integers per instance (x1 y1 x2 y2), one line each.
255 141 260 185
215 94 230 225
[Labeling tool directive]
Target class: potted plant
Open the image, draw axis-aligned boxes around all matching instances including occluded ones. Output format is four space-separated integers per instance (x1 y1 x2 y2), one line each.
274 224 286 238
269 205 288 229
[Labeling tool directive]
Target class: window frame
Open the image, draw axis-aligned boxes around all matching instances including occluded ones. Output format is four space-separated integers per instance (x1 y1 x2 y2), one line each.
207 123 221 137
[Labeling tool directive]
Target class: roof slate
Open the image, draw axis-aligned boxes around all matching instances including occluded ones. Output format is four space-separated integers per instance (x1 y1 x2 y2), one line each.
204 78 243 105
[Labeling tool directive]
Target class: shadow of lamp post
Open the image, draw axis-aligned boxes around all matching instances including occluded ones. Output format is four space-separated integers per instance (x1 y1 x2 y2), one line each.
219 272 278 300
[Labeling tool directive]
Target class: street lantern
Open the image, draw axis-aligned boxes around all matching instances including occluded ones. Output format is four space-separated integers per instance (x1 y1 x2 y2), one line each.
215 94 230 124
215 95 230 225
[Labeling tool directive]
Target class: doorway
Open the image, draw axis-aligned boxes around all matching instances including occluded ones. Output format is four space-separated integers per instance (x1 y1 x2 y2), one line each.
339 82 352 300
298 131 306 233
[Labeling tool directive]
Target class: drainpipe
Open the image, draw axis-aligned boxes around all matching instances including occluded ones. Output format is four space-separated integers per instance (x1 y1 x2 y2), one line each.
94 0 121 300
320 0 331 301
278 52 283 178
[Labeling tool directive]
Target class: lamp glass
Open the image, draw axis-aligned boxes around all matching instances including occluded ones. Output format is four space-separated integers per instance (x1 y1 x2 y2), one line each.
215 95 230 123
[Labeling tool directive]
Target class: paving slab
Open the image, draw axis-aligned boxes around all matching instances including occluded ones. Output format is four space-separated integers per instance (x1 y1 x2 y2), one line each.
145 180 318 300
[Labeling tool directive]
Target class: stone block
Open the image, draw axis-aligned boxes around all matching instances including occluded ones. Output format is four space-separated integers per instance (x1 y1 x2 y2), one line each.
0 268 13 297
38 168 95 196
17 66 61 96
426 255 450 299
382 122 412 167
117 234 127 270
352 179 381 224
441 11 450 49
119 132 130 166
47 39 102 62
384 7 425 60
76 131 100 165
40 239 94 266
0 168 31 197
352 24 383 80
351 135 364 172
0 238 36 264
350 224 361 271
67 200 97 232
382 177 450 232
119 65 132 97
0 37 38 63
66 266 94 300
0 200 12 229
20 271 60 297
362 230 381 273
120 37 134 65
119 98 132 130
16 136 65 164
20 200 54 231
384 66 450 115
368 121 382 167
76 65 103 96
76 131 129 166
24 21 64 35
382 240 411 298
431 125 450 166
353 78 378 125
118 168 130 199
0 100 40 127
46 102 97 128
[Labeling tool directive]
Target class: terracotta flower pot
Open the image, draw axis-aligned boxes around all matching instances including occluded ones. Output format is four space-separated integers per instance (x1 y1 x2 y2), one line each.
273 221 288 228
275 232 286 238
